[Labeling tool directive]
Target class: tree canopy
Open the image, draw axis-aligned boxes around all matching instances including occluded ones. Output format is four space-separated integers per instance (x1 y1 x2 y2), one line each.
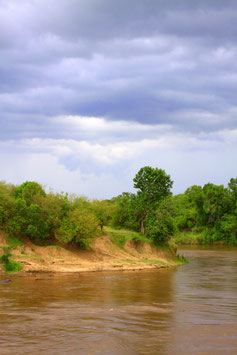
133 166 173 235
133 166 173 203
0 170 237 248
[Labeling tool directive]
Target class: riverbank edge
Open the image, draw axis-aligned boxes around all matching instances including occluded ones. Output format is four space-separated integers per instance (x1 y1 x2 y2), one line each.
0 263 174 277
0 230 185 275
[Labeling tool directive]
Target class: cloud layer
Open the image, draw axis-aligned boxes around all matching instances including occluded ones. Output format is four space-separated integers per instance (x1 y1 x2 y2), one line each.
0 0 237 196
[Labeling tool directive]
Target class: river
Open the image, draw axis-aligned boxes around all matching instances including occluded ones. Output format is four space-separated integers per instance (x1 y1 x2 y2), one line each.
0 247 237 354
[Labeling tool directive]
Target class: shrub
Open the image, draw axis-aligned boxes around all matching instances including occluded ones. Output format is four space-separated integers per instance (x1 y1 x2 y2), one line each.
55 219 78 243
91 200 115 231
70 208 99 243
55 208 99 248
13 181 46 206
215 214 237 245
4 260 23 272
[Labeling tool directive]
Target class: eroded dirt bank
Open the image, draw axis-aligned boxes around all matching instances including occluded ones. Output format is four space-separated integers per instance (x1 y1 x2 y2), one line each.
0 232 179 274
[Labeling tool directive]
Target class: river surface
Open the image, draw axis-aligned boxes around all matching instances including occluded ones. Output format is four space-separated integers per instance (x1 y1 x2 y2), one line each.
0 247 237 354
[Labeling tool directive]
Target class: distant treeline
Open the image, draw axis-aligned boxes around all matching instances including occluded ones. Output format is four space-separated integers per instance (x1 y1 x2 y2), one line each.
0 167 237 247
111 168 237 245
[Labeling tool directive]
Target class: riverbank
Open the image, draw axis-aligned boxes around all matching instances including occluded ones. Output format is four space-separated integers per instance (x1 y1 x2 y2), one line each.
0 228 184 274
172 230 235 246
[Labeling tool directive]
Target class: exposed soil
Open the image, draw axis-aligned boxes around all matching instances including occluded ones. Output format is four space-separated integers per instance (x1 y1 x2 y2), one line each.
0 232 178 274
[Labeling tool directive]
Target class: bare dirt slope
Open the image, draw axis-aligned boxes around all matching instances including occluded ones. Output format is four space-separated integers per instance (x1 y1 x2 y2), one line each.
0 232 178 274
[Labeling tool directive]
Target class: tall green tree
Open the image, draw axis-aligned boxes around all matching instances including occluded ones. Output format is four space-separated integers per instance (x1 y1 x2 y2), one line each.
133 166 173 234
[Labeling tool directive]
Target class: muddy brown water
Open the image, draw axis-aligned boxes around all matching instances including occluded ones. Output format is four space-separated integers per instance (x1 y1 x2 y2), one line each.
0 247 237 354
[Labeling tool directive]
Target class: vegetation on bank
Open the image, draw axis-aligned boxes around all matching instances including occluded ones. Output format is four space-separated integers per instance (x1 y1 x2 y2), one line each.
0 247 23 272
171 180 237 245
110 171 237 246
0 166 236 266
104 226 152 248
0 225 184 274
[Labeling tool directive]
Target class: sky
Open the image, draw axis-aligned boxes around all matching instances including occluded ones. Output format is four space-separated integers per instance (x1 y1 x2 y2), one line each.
0 0 237 198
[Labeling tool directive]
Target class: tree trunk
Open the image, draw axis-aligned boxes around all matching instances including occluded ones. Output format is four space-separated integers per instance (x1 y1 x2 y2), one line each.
141 220 145 235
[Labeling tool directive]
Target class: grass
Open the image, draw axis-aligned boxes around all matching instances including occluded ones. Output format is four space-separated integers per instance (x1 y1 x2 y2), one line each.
6 235 23 249
105 226 151 248
4 260 23 272
175 253 188 265
173 231 207 245
106 226 187 267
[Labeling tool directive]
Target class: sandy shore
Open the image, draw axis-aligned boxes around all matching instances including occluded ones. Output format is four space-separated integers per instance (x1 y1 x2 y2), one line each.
0 232 179 274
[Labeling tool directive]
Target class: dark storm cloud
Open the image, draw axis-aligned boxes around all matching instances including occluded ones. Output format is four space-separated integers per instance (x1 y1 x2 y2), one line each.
1 0 237 142
26 0 237 42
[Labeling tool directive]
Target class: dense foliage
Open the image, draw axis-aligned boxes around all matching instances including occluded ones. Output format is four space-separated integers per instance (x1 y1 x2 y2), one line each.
0 181 113 249
0 168 236 247
111 167 175 245
111 169 237 245
175 179 237 245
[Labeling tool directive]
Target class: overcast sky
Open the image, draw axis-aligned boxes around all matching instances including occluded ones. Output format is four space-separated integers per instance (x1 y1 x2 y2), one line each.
0 0 236 198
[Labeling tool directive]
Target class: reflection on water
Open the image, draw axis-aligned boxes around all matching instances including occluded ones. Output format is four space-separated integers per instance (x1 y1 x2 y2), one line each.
0 247 237 354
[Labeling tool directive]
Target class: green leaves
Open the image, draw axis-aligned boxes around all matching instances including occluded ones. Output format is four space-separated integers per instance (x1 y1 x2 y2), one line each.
133 166 173 235
1 173 237 248
55 208 99 249
90 200 114 231
13 181 46 206
217 214 237 245
146 197 177 245
111 167 174 240
176 178 237 245
133 166 173 203
55 218 78 243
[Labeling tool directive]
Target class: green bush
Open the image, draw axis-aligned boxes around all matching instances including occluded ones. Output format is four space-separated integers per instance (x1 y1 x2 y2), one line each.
13 181 46 205
55 218 78 243
215 214 237 245
105 227 151 248
55 208 99 248
111 193 140 232
0 247 12 263
0 247 22 272
4 260 23 272
70 208 99 244
91 200 115 231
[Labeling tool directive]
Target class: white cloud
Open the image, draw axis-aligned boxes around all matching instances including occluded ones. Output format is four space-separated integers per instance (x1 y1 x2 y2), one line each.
1 1 237 197
1 115 236 198
1 129 236 198
1 115 236 171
